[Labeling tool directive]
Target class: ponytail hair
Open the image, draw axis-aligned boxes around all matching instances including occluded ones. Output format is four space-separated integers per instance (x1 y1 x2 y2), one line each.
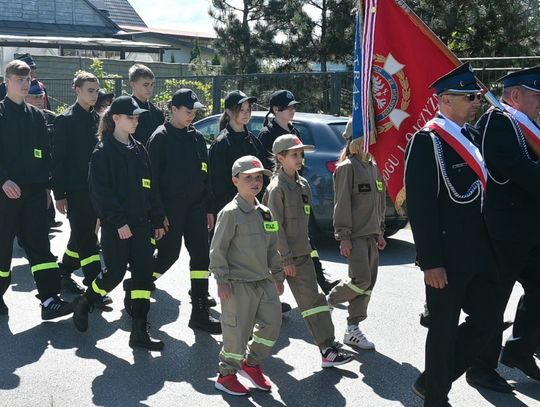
263 110 272 127
97 108 115 140
219 110 231 131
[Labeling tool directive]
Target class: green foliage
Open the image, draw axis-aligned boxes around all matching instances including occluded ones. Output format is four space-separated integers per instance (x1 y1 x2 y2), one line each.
190 39 202 62
78 58 122 93
153 79 213 122
211 53 221 66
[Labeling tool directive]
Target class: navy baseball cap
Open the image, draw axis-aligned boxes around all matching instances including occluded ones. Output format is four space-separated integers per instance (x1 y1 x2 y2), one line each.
28 81 45 96
269 90 300 108
429 62 481 95
16 53 36 68
170 88 205 109
109 95 148 115
224 90 257 109
497 66 540 92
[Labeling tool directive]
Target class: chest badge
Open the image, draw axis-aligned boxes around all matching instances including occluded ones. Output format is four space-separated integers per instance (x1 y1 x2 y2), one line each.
142 178 151 189
358 183 371 192
34 149 42 159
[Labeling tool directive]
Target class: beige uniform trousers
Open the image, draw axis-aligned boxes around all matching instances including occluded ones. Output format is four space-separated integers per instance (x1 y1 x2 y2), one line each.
328 235 378 325
219 279 281 375
287 255 335 349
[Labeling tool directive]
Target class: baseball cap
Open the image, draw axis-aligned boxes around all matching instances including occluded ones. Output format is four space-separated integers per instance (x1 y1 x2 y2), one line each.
224 90 257 109
28 81 45 96
109 95 148 115
170 88 206 109
269 90 300 108
232 155 272 177
16 53 36 68
272 134 314 154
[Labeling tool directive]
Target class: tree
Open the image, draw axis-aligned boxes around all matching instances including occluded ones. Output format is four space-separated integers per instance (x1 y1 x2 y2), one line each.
409 0 540 57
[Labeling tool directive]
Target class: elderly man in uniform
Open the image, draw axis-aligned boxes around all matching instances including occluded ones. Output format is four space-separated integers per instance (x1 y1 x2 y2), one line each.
405 63 499 406
465 66 540 393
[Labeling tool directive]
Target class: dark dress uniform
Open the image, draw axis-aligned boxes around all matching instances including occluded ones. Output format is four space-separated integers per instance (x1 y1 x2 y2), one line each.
132 96 165 146
406 117 499 406
471 102 540 379
0 97 69 317
143 121 220 333
52 103 101 287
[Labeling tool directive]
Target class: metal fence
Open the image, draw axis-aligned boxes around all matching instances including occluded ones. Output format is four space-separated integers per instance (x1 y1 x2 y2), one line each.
42 56 540 116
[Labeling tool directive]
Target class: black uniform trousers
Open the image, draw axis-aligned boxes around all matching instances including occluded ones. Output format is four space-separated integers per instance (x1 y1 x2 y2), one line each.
154 199 209 298
0 185 60 301
88 222 154 318
425 269 498 406
60 190 101 286
473 240 540 370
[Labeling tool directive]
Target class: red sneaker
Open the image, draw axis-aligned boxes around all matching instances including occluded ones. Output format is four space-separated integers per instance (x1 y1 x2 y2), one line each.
239 361 272 391
215 374 249 396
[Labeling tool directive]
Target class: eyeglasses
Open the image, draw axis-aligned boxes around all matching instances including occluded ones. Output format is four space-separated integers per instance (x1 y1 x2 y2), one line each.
445 92 484 101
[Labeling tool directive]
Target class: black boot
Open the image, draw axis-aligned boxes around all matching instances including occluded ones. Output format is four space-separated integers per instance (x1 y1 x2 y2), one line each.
188 289 217 307
313 257 339 295
123 279 132 316
129 318 164 351
72 294 92 332
189 296 222 334
500 339 540 380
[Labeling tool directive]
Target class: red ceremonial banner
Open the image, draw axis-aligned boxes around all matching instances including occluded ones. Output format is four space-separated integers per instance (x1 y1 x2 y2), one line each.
366 0 460 204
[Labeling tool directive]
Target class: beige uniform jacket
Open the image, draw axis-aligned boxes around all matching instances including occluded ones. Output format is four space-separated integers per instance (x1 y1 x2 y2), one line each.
263 169 312 265
210 194 284 284
333 155 386 240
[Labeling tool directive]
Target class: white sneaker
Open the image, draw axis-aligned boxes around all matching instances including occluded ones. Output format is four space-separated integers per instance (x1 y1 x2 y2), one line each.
344 326 375 350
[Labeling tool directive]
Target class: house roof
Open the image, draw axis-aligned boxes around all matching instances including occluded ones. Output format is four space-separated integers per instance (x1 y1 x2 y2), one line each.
87 0 147 27
119 25 216 40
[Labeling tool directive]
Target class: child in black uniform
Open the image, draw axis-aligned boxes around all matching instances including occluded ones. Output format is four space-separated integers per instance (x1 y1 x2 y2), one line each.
73 96 165 351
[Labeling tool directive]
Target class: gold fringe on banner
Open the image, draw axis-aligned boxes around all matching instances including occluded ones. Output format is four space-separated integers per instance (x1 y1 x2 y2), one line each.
394 186 407 216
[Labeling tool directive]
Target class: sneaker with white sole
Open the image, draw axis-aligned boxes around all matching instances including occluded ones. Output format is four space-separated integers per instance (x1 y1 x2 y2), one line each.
344 326 375 350
215 374 249 396
239 360 272 391
321 346 355 368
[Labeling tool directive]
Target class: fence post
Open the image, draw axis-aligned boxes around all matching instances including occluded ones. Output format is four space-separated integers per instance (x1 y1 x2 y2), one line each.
330 72 343 115
114 78 123 97
212 76 223 115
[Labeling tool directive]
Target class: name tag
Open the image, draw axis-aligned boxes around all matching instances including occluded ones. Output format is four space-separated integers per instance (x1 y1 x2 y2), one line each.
263 221 279 232
304 204 311 215
34 149 42 159
376 180 384 192
201 162 208 173
358 183 371 192
451 162 469 169
142 178 151 189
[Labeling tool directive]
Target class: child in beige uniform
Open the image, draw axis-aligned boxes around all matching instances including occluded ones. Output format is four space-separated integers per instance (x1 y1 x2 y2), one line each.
210 155 284 396
264 134 354 368
328 120 386 350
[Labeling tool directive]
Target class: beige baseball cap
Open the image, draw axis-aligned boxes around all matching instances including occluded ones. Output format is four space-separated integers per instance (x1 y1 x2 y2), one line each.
232 155 272 177
272 134 314 154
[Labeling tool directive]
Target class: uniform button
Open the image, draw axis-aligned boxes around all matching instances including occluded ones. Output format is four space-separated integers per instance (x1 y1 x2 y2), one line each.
441 230 446 235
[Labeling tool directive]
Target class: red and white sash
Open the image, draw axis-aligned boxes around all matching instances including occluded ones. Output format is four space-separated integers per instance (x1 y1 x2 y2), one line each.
501 102 540 152
426 118 488 189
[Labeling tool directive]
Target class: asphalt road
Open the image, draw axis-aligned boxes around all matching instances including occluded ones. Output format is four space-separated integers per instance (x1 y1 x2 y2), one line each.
0 219 538 407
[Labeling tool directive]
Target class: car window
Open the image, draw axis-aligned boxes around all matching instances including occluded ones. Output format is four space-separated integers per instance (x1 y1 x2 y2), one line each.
328 123 348 146
248 117 265 135
295 123 315 147
196 118 220 141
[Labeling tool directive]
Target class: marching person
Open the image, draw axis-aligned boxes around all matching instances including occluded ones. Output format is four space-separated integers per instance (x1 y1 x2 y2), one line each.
72 96 165 351
133 88 221 334
466 66 540 391
52 72 111 306
208 90 291 314
328 120 386 350
0 60 71 319
129 64 165 146
258 90 338 294
405 63 499 406
264 134 354 367
211 155 284 396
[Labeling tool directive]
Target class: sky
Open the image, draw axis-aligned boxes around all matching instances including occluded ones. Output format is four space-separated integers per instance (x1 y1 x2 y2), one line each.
129 0 215 35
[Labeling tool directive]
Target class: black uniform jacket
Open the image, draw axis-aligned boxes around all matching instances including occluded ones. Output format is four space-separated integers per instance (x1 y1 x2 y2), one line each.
0 97 51 186
258 118 300 155
132 96 165 146
52 103 99 200
146 122 212 211
88 135 164 230
405 125 495 274
476 107 540 243
208 124 272 212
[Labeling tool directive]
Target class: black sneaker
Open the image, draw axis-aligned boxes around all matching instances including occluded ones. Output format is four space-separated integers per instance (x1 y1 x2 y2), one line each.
41 297 73 320
60 276 84 294
321 346 355 368
93 295 113 309
0 297 8 315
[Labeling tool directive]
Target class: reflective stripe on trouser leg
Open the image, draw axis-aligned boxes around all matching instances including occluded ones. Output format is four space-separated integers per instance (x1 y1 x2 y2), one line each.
190 270 210 279
80 254 100 267
0 270 10 296
0 270 10 278
65 249 80 259
91 280 108 296
31 262 59 274
152 272 162 280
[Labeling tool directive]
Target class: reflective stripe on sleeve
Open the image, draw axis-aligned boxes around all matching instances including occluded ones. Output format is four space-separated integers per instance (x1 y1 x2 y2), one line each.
301 305 332 318
31 262 59 274
131 290 151 300
252 334 276 347
80 254 100 267
190 270 210 279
